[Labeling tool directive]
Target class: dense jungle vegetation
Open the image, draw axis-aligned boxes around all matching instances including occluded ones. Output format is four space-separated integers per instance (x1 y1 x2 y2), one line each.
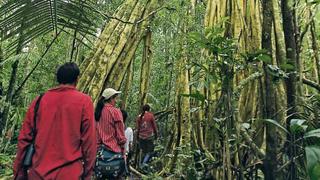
1 0 320 179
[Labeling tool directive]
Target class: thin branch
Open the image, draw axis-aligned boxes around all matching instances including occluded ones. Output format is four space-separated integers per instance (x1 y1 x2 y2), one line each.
302 78 320 91
13 28 64 98
58 28 93 49
299 7 317 43
96 5 172 24
277 153 304 172
135 6 168 24
129 165 147 178
241 127 265 159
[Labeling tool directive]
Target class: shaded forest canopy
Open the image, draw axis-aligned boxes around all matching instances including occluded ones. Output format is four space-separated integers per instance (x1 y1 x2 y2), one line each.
1 0 320 179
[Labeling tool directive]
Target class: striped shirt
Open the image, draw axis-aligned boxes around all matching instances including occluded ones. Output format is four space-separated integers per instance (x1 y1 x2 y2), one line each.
96 103 126 153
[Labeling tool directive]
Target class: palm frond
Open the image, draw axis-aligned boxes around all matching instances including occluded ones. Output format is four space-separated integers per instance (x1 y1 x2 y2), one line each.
0 0 102 56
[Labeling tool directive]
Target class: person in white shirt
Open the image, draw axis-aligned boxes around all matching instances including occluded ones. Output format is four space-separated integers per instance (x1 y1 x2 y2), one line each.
121 110 133 154
121 110 133 176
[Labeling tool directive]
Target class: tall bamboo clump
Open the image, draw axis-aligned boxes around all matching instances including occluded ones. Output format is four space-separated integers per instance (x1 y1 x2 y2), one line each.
77 0 158 103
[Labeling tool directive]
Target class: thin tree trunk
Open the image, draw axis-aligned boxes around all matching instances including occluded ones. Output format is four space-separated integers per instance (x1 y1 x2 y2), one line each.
69 29 77 62
121 59 134 110
139 28 152 107
0 31 24 134
0 40 3 97
310 20 320 83
0 40 3 127
281 0 299 178
261 0 278 179
166 8 192 172
0 0 32 133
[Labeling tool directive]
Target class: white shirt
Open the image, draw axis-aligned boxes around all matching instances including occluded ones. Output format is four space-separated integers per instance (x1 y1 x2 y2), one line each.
124 127 133 153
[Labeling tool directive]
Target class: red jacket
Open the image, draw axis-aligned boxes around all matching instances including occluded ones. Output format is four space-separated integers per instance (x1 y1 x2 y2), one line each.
136 111 158 139
96 103 126 153
13 85 96 180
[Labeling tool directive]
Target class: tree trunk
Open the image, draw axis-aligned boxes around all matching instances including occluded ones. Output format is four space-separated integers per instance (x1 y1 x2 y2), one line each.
0 41 3 128
0 28 25 133
121 59 134 110
310 20 320 83
77 0 158 103
139 28 152 107
272 0 287 125
261 0 279 179
281 0 299 178
281 0 298 119
0 42 2 97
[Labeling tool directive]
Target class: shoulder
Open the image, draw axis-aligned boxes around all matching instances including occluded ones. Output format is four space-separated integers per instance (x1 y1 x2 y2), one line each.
126 127 133 135
146 111 155 118
74 91 92 100
107 106 122 118
73 91 93 105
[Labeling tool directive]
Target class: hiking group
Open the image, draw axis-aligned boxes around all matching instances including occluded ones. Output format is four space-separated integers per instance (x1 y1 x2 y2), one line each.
13 62 158 180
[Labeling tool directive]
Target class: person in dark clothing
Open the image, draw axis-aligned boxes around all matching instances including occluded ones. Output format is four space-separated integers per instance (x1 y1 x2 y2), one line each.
13 62 96 180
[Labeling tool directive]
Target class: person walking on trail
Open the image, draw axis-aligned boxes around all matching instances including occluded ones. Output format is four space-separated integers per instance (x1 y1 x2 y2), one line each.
13 62 97 180
95 88 126 179
136 104 158 166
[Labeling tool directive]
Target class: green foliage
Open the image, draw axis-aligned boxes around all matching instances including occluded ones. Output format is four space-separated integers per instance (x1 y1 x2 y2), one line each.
262 115 320 179
304 129 320 139
306 146 320 179
290 119 307 133
262 119 289 134
0 153 14 178
307 0 320 5
180 90 206 103
0 0 102 55
266 65 289 82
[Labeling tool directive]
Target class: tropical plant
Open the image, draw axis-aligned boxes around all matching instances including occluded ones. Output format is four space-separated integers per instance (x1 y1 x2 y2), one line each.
0 0 102 55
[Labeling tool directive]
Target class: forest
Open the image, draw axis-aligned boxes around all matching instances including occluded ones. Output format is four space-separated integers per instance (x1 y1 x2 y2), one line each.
1 0 320 179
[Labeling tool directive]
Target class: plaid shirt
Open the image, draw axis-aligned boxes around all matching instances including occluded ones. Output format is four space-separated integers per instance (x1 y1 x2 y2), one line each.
96 103 126 153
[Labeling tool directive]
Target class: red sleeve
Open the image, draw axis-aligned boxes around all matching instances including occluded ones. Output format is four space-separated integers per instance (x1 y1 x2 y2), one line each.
113 109 126 147
13 99 37 179
80 96 97 180
151 114 158 135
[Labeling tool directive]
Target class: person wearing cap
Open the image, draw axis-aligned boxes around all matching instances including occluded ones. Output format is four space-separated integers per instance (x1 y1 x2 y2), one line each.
95 88 126 153
13 62 96 180
94 88 126 179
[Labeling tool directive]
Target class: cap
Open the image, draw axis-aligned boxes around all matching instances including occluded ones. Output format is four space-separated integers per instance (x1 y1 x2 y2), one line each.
102 88 121 100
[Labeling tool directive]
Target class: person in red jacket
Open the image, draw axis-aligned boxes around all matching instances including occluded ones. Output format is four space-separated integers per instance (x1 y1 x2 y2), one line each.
136 104 158 166
13 62 96 180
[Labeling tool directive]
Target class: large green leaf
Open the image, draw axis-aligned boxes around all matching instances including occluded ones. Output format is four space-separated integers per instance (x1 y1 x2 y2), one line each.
262 119 289 134
306 146 320 180
304 129 320 139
